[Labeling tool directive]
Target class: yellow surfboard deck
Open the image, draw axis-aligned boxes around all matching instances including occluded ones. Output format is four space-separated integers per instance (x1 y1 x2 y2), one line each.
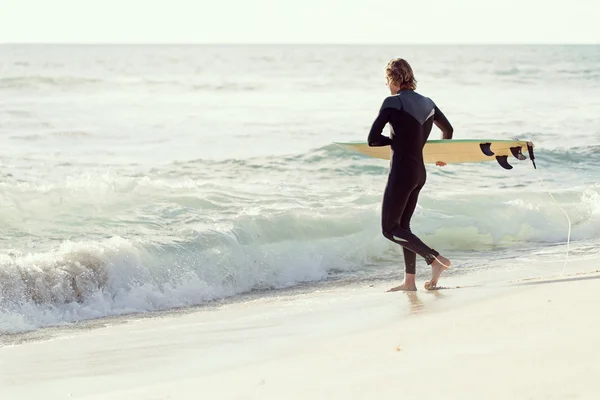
335 139 536 169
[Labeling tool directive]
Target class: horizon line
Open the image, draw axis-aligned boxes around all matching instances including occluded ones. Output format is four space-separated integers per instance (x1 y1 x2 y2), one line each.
0 42 597 46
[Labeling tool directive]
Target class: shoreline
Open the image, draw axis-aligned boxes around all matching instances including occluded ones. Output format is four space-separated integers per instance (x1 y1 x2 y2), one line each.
1 260 599 399
1 251 594 346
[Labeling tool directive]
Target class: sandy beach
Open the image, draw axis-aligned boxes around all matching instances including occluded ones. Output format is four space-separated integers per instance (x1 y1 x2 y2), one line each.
1 258 599 400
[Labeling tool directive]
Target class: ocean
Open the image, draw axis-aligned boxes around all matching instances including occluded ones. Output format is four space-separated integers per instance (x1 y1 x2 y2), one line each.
1 44 599 335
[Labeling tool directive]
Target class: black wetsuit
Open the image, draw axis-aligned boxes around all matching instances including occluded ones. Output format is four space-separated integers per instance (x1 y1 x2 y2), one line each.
368 89 453 274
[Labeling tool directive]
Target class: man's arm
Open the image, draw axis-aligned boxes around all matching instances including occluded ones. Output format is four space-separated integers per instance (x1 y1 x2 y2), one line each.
433 105 453 139
367 99 394 147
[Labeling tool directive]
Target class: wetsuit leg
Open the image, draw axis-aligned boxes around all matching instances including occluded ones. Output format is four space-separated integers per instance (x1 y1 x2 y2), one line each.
399 185 422 275
400 185 436 274
381 178 439 270
402 248 417 275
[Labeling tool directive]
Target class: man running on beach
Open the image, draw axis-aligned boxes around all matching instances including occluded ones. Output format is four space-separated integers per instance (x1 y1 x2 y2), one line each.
367 58 454 291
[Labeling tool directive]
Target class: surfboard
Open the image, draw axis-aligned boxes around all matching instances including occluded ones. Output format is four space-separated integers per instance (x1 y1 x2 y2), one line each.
334 139 536 170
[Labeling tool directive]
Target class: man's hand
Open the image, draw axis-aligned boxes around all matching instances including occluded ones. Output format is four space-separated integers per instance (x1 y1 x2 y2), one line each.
436 161 447 167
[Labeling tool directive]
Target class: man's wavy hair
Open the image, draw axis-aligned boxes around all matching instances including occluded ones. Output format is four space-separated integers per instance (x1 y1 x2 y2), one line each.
385 58 417 90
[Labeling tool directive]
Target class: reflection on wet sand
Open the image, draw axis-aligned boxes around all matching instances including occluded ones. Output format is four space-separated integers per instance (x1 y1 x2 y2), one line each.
392 288 446 315
405 292 424 314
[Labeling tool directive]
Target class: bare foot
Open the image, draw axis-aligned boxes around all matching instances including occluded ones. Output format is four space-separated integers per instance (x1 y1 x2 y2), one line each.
387 282 417 292
424 255 451 290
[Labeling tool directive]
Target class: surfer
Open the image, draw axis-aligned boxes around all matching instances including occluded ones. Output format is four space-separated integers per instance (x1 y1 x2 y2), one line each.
367 58 454 291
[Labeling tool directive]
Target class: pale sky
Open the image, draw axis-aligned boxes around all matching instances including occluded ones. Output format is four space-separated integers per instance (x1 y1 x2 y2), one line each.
0 0 598 44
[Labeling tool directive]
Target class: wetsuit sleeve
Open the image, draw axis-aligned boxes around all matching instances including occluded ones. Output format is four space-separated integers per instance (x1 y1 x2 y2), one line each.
433 105 454 139
367 98 395 147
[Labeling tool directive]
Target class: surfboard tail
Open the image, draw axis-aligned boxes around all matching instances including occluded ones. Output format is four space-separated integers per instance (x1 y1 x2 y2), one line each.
527 142 536 169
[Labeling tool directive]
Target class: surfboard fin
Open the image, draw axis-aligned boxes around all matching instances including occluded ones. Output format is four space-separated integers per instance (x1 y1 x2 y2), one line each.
495 155 513 170
526 142 536 169
480 142 494 156
510 146 527 160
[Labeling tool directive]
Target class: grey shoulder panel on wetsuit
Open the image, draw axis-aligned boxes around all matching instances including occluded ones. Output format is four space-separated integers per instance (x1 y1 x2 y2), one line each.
380 95 403 111
385 91 436 126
